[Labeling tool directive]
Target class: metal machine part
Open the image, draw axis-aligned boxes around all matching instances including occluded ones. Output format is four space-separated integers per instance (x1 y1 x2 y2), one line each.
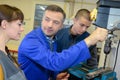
86 67 112 79
94 0 120 29
68 63 117 80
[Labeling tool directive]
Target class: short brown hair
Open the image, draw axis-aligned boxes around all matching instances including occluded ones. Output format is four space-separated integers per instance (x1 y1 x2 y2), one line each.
45 4 66 22
0 4 24 25
75 9 92 21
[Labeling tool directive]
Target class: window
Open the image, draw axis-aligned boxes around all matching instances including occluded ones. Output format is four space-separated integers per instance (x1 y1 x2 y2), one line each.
34 4 47 29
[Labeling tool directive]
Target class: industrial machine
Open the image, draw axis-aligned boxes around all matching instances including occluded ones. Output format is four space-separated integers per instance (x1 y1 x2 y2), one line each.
68 63 117 80
68 0 120 80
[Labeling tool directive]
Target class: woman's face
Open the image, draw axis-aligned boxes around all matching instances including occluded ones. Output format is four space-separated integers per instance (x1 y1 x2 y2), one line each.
5 20 24 40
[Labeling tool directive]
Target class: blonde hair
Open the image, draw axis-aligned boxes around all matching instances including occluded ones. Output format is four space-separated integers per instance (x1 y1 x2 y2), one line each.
75 9 92 21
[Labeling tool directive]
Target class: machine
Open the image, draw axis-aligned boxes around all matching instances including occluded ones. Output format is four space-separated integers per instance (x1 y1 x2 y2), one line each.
68 0 120 80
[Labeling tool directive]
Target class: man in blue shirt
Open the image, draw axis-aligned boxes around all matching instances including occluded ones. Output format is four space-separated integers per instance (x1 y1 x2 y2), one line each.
18 5 108 80
56 9 98 80
57 9 98 68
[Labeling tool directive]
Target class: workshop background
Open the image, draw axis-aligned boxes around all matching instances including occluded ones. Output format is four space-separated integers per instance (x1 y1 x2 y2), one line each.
0 0 120 79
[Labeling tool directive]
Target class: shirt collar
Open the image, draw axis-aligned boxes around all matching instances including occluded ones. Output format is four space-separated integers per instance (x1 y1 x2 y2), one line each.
46 36 57 43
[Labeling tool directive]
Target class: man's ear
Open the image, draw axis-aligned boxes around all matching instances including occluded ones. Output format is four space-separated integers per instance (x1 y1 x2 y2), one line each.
73 18 76 25
1 20 8 29
73 18 77 22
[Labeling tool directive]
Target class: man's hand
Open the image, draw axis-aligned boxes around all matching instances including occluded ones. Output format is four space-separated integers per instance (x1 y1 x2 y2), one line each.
56 72 70 80
85 27 108 47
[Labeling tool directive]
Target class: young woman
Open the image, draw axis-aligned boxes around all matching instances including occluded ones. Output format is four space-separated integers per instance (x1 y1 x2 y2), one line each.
0 4 26 80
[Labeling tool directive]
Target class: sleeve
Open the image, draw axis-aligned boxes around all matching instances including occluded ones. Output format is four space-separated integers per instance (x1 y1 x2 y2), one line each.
87 45 98 68
18 36 91 71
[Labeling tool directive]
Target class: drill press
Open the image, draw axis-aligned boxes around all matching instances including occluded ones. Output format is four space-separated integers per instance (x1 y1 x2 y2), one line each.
68 0 120 79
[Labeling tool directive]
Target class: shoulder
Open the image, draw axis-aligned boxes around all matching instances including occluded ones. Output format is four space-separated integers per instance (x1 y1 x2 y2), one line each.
28 27 42 35
56 27 70 39
57 28 68 34
0 50 5 57
25 27 45 40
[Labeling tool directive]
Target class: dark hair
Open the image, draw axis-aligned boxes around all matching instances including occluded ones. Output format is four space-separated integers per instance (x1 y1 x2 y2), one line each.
75 9 92 21
45 4 66 22
0 4 24 25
